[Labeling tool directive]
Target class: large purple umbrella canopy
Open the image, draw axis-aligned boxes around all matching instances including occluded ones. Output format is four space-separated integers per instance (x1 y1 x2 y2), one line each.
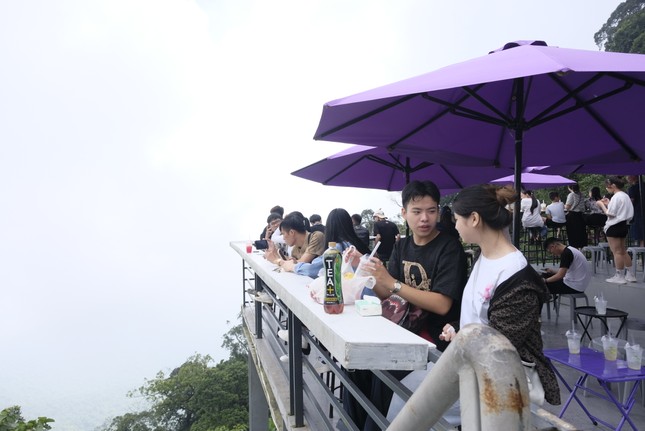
314 40 645 244
291 145 514 192
490 172 574 189
535 163 645 175
315 40 645 168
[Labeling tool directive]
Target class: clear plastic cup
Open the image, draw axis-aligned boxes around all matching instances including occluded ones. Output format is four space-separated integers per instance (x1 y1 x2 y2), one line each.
625 343 643 370
602 335 618 361
565 329 580 354
354 254 371 278
595 298 607 315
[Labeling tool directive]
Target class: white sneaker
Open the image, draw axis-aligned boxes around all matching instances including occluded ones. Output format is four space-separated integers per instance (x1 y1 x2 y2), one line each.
606 273 627 284
625 271 637 283
311 356 331 374
279 354 289 363
254 292 273 304
277 329 310 351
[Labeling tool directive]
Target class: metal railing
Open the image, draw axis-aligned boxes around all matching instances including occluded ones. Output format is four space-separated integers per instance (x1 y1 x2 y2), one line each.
236 243 575 431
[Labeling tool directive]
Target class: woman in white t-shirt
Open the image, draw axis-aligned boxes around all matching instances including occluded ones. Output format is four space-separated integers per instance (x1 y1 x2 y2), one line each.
440 184 560 406
596 176 636 284
520 190 546 242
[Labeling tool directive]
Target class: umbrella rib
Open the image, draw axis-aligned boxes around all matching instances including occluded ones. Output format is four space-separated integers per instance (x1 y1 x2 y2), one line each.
422 92 509 127
438 165 465 189
528 72 605 125
607 71 645 88
461 86 514 124
386 90 480 152
320 155 370 185
315 94 418 140
531 74 640 161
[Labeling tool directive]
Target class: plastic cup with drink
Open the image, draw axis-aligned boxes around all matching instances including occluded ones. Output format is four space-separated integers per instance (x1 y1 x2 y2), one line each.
355 241 381 280
595 294 607 315
246 240 253 253
565 321 580 354
625 342 643 370
601 334 618 361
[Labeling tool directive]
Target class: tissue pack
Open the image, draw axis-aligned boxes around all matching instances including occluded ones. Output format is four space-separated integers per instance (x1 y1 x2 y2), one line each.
355 296 382 317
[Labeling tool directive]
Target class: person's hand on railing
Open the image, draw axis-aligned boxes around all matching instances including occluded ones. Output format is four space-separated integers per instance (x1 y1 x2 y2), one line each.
439 324 456 342
264 240 281 264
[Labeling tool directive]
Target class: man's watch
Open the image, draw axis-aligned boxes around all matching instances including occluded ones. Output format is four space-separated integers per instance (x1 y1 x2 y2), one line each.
391 281 402 294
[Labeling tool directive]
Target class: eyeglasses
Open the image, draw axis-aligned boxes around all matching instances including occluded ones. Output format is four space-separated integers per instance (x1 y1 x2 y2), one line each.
269 220 282 227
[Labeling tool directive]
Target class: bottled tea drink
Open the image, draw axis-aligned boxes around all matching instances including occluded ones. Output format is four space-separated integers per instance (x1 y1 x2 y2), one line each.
323 242 344 314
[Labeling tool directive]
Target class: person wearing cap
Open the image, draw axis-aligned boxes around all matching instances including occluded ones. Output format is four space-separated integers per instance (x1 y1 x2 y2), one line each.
372 209 400 264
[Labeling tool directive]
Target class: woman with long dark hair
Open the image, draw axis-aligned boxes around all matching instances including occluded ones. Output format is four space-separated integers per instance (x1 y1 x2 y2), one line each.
520 190 545 242
441 184 560 406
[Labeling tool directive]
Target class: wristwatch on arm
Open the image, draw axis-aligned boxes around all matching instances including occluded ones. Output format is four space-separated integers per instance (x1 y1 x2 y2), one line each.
391 281 402 294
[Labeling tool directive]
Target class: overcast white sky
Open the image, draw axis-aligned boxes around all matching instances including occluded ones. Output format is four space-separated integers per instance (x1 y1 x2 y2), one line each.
0 1 623 429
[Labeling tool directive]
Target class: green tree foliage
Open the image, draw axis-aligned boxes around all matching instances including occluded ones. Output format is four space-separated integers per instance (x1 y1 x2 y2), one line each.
595 0 645 53
103 323 249 431
221 319 248 360
0 407 53 431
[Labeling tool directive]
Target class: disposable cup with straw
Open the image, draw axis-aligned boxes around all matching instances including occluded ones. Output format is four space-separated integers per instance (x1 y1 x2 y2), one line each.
626 333 643 370
565 320 580 354
355 241 381 279
601 325 618 361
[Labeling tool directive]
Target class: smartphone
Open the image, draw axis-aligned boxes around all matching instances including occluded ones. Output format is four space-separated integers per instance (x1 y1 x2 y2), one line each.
254 240 269 250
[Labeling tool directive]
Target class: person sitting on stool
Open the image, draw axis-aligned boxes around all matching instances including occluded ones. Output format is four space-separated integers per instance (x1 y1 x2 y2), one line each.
542 237 592 294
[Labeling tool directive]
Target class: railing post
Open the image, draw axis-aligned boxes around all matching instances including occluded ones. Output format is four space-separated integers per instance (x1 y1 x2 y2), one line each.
388 324 530 431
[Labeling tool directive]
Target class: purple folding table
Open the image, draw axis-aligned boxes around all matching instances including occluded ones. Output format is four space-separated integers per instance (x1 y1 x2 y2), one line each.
545 347 645 431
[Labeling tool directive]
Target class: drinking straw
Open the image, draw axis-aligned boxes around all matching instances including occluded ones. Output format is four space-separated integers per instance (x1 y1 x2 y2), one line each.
369 241 381 260
572 320 576 332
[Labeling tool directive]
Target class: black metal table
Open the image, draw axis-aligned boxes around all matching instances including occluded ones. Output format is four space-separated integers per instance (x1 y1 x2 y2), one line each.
575 306 628 343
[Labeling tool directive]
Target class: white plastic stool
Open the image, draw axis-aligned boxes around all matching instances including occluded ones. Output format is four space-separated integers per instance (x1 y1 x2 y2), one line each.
627 246 645 282
555 292 590 324
582 246 608 274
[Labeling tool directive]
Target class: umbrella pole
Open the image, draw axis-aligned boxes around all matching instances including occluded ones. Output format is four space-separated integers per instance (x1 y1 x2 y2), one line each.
512 142 522 248
511 79 525 248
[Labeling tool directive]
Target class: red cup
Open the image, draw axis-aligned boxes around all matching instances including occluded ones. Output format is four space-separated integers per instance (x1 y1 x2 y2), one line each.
246 242 252 253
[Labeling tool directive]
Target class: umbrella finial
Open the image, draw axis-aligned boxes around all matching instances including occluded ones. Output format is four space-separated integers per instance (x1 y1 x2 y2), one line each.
489 40 547 54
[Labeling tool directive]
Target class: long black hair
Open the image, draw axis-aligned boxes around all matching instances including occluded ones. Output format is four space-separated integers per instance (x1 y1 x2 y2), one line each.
522 189 539 213
325 208 371 254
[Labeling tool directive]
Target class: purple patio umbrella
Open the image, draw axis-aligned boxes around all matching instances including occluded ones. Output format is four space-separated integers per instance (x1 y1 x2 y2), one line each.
314 40 645 244
490 172 575 189
291 145 514 192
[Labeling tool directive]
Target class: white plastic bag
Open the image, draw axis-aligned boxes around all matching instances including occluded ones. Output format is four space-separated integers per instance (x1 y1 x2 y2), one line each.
521 360 545 405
